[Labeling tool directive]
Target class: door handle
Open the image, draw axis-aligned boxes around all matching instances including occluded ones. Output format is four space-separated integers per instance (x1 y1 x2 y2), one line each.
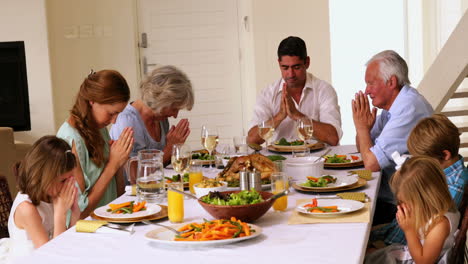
143 57 156 75
140 33 148 48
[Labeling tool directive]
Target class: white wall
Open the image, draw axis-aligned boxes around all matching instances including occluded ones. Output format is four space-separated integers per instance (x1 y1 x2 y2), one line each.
0 0 55 143
329 0 406 145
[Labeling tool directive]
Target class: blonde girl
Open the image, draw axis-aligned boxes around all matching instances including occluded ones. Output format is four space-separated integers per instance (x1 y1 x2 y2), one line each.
366 156 460 263
0 136 79 261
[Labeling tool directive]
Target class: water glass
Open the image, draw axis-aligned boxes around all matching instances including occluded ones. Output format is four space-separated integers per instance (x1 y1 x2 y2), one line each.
136 159 165 203
270 172 288 212
292 148 310 158
167 182 184 223
233 136 248 154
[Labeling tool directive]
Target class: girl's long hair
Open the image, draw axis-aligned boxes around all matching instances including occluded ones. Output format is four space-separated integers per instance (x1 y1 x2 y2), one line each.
70 70 130 166
16 136 76 205
390 156 455 236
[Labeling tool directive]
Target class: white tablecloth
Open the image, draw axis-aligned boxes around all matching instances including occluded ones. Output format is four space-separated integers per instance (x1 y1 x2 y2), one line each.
14 145 381 264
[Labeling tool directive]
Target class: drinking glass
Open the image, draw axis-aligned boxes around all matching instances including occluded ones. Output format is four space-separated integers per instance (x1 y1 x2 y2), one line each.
233 136 248 154
167 182 184 223
292 148 310 158
201 125 219 170
189 160 204 194
132 150 165 203
270 172 289 212
258 120 274 148
171 144 192 176
297 117 314 143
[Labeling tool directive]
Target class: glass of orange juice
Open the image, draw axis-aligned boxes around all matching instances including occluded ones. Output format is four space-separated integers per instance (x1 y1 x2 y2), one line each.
189 160 204 194
270 172 288 212
167 182 184 223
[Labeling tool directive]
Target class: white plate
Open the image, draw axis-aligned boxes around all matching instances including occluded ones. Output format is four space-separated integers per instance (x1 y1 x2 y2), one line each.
296 199 364 217
298 175 358 190
94 202 162 219
272 140 318 150
145 223 262 247
324 153 362 164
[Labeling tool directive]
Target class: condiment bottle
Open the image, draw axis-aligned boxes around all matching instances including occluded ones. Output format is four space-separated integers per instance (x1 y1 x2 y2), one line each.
248 169 262 191
239 169 250 191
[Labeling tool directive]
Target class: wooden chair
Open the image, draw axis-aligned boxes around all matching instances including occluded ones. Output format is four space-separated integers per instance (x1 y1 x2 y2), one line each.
0 174 13 238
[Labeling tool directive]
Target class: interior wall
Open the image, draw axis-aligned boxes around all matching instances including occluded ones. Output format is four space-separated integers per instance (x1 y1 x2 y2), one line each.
251 0 331 94
0 0 55 143
46 0 140 131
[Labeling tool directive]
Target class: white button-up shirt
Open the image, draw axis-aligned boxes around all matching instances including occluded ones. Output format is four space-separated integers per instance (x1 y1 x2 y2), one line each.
249 73 342 142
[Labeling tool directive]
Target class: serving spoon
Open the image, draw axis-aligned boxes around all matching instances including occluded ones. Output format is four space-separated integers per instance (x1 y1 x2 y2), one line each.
168 187 198 199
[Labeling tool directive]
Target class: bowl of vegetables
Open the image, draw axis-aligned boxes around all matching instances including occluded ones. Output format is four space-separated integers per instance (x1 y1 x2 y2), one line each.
198 190 275 222
193 180 228 198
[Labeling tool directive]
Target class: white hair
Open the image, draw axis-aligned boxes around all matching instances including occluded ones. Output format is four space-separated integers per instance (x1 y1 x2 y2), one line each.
366 50 411 87
140 65 194 114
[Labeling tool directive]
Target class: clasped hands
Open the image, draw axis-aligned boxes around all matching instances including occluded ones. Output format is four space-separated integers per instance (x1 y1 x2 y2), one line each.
352 91 377 131
277 83 305 121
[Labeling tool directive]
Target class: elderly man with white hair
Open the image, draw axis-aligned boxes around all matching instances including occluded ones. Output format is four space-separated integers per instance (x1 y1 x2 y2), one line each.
352 50 433 225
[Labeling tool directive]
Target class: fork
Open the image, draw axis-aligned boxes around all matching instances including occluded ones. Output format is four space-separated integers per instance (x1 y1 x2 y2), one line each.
141 220 192 235
104 223 135 234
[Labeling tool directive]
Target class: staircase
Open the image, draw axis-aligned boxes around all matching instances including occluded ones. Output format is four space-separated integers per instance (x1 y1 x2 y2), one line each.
417 10 468 163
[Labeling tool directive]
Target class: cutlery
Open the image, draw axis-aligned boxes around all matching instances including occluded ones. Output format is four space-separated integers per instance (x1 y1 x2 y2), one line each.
313 148 331 163
168 187 198 199
266 189 290 202
141 220 192 235
104 223 135 234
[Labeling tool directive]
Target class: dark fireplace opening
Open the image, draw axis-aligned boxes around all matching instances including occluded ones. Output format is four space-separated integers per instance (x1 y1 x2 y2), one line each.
0 41 30 131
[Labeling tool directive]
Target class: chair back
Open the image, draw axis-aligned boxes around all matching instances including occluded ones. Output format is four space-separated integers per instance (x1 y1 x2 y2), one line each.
0 174 13 238
450 183 468 264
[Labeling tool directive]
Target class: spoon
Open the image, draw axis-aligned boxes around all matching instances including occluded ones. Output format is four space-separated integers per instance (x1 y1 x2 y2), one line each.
168 187 198 199
141 220 192 235
266 189 290 202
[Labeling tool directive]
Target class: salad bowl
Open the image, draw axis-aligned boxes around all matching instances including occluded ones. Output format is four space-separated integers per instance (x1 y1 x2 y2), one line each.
198 190 275 222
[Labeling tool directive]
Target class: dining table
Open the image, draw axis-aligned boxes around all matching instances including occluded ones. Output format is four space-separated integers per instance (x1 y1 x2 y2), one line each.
14 145 381 264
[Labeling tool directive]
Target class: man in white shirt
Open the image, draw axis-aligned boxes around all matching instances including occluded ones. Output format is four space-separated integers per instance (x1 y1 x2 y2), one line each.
247 36 342 146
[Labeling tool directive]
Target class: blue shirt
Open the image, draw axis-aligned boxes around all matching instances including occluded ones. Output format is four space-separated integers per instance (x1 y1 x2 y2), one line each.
370 85 433 203
381 155 468 245
110 104 169 157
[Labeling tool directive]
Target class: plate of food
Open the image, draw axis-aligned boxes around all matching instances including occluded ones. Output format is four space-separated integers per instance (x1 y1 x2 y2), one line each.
145 219 262 247
323 154 364 168
94 201 162 220
267 138 325 153
165 173 189 188
296 198 364 217
298 175 358 190
192 150 215 165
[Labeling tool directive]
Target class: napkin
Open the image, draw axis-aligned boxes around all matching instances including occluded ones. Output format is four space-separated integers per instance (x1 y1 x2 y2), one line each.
76 220 108 233
125 185 137 196
336 192 367 202
288 198 370 225
348 169 373 180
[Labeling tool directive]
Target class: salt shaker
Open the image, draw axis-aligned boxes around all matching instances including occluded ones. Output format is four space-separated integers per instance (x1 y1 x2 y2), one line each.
248 169 262 191
239 170 250 191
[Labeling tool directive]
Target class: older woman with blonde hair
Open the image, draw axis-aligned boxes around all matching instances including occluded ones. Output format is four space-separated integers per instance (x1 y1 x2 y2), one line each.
110 65 194 166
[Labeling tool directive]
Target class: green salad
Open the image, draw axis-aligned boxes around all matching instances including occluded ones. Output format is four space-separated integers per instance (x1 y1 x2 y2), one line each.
226 179 271 187
275 137 304 146
165 173 189 183
192 153 215 160
267 155 287 162
301 175 337 187
201 189 264 205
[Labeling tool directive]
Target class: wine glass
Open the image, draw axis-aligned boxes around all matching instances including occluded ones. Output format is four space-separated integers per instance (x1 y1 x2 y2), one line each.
258 120 274 148
297 116 314 144
171 144 192 182
201 125 219 170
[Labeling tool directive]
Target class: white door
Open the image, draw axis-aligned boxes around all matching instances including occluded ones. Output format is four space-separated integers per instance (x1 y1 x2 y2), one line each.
137 0 244 150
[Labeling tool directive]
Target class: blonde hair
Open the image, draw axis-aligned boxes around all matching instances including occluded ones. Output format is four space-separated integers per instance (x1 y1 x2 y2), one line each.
16 136 76 205
140 65 194 114
407 114 460 161
390 156 455 236
71 70 130 166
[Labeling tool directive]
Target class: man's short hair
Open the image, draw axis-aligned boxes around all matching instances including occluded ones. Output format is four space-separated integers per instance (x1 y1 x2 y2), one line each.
366 50 411 87
407 114 460 160
277 36 307 61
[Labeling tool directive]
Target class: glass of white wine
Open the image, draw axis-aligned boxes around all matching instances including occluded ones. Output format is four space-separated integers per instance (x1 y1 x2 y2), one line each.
201 125 219 170
258 120 274 149
297 117 314 144
171 144 192 179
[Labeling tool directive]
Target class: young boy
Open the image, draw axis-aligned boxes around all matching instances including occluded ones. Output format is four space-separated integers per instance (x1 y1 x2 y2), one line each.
371 114 467 246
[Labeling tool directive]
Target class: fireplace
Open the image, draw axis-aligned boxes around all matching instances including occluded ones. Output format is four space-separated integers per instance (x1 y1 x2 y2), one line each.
0 41 30 131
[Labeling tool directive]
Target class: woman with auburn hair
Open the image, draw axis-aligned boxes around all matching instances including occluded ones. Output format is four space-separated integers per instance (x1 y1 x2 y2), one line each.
110 65 194 167
57 70 134 218
366 156 460 263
